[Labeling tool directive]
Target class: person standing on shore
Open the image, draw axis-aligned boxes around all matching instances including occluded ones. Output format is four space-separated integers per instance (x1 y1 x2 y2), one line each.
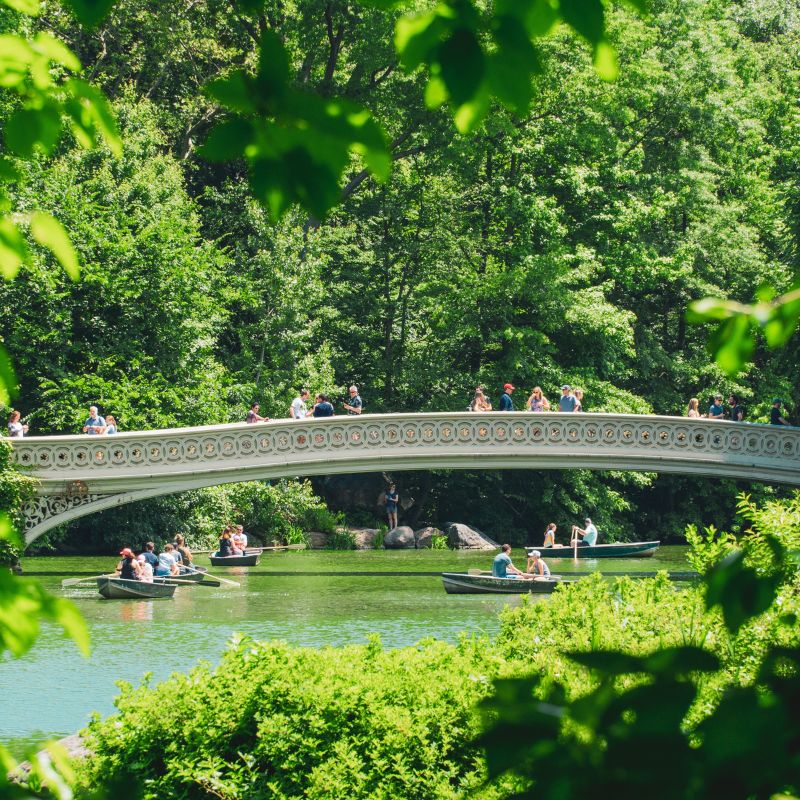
385 483 399 530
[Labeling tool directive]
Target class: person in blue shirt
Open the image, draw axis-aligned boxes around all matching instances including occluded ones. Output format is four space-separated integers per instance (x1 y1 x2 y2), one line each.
312 394 335 417
498 383 515 411
708 394 725 419
559 385 578 412
571 518 598 547
82 405 106 434
140 541 159 571
492 544 527 578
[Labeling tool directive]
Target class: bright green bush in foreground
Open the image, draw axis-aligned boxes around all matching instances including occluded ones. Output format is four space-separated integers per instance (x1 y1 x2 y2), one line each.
78 636 504 800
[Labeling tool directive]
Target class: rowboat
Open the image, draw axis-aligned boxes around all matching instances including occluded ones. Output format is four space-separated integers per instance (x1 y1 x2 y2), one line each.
442 572 572 594
96 576 177 599
531 541 660 558
209 552 260 567
158 565 209 585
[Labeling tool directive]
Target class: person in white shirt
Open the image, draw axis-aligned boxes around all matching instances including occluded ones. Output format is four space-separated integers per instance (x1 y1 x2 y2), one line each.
290 389 311 419
7 410 28 437
137 554 154 583
155 543 179 576
232 525 248 554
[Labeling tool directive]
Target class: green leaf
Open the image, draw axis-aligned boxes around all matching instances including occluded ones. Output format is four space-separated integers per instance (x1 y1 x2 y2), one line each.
708 314 754 375
5 106 62 157
61 0 116 27
643 646 720 674
1 0 40 15
560 0 605 45
29 211 80 279
0 216 29 279
0 158 20 183
64 78 122 156
235 0 264 15
256 29 290 95
200 117 254 161
205 72 257 113
439 27 484 106
33 32 82 71
395 9 448 71
0 514 22 551
454 81 490 133
568 649 646 674
424 74 448 108
488 16 541 112
593 39 618 81
686 296 740 323
705 550 781 634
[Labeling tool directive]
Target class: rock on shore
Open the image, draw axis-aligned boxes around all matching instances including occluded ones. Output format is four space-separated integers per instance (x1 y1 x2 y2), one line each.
383 526 415 549
446 523 499 550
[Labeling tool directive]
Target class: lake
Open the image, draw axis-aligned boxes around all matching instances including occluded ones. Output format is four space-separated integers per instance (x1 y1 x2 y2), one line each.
0 547 689 756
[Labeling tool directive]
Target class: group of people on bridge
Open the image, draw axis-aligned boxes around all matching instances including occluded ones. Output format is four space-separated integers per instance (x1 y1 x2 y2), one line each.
4 381 794 439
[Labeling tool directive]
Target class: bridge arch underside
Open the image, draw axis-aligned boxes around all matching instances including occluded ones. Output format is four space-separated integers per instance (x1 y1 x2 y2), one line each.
21 448 800 547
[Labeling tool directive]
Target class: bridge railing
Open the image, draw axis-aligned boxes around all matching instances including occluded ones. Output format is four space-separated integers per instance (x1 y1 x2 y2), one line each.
8 412 800 484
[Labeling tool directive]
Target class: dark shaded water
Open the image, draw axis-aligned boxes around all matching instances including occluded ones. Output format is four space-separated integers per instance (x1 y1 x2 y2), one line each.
1 547 688 755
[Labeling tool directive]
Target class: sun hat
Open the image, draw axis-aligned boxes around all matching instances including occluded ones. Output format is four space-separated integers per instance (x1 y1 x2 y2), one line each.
137 554 145 562
503 383 515 391
119 547 134 558
528 550 541 558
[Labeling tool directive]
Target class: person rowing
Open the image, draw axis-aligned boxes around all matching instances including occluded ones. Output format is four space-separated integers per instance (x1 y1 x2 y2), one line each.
173 534 193 566
492 544 532 580
526 549 551 577
571 518 598 547
115 548 141 581
216 528 238 558
232 525 248 555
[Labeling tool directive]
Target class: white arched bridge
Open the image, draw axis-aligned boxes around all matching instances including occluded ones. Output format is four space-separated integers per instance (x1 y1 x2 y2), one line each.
8 412 800 545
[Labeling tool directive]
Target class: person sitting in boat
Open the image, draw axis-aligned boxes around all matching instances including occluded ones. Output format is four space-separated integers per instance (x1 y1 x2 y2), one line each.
571 518 598 547
141 541 159 572
155 543 180 576
526 550 551 577
232 525 248 555
137 553 154 583
542 523 557 547
492 544 530 579
115 548 141 581
173 534 192 566
217 529 239 558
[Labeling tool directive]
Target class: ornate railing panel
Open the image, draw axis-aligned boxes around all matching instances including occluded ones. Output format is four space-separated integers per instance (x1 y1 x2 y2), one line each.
9 413 800 544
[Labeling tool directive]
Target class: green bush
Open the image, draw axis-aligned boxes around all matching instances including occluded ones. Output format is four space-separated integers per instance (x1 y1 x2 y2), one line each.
77 635 501 800
302 505 345 535
0 442 37 565
325 528 357 550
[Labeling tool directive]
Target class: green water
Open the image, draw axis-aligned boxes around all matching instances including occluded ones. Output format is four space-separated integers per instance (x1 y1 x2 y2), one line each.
0 547 688 755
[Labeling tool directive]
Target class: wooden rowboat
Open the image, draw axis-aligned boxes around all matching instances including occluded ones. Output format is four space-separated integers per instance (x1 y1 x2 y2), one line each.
209 552 260 567
97 576 177 599
531 541 660 558
442 572 572 594
158 566 209 585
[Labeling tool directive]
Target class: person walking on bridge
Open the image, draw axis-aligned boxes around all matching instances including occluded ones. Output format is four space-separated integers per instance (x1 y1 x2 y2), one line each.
771 398 790 426
290 389 310 419
82 405 106 434
498 383 515 411
246 403 269 424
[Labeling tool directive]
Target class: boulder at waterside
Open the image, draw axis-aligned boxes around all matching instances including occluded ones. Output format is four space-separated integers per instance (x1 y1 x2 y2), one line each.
447 523 499 550
414 526 444 549
352 528 379 550
384 525 415 549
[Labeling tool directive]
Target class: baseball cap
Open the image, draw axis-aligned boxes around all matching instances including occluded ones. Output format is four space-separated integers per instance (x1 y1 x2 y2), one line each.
562 384 571 390
584 518 591 523
119 547 134 558
773 398 782 404
503 383 515 391
527 549 541 558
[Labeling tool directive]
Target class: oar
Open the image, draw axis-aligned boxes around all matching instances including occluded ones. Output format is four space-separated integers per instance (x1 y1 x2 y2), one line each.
180 563 240 588
62 573 113 587
468 568 491 576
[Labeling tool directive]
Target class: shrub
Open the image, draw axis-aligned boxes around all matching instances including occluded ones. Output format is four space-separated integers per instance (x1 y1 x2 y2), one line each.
77 636 501 800
302 506 345 535
325 528 357 550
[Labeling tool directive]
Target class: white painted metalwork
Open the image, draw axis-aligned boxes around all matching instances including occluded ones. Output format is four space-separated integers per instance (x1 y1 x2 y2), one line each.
9 412 800 545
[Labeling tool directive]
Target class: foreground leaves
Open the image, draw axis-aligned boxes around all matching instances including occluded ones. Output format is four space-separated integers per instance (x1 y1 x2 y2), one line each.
201 31 390 221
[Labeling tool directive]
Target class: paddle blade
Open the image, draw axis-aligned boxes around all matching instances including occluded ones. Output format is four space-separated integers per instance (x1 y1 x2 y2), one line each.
198 579 222 587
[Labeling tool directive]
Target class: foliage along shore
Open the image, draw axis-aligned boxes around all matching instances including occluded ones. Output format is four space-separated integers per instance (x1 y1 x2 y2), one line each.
72 516 800 799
